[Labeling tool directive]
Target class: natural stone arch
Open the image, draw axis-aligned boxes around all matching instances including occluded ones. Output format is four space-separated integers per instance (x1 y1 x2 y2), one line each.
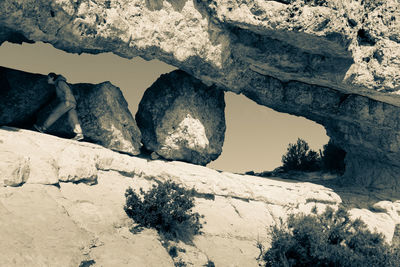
1 0 400 190
241 73 400 190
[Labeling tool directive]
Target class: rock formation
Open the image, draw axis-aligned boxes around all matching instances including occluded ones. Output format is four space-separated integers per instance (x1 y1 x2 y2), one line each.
1 1 400 264
241 77 400 190
1 126 399 266
0 66 142 155
136 70 225 165
1 0 399 188
70 81 142 155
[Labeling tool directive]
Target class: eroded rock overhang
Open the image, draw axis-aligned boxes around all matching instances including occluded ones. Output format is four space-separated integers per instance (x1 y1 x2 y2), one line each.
1 0 400 188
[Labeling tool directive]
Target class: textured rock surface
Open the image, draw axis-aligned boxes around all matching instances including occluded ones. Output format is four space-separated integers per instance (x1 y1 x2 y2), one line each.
0 66 141 155
1 0 400 96
1 0 399 187
0 151 29 187
241 76 400 190
71 81 142 155
1 127 399 266
0 66 53 126
0 182 173 267
136 70 225 165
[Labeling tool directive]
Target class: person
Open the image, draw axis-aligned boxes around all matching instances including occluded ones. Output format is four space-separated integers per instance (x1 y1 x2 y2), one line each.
34 72 84 141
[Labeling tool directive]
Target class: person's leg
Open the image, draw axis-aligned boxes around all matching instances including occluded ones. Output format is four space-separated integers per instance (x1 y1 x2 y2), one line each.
41 102 74 130
67 108 83 135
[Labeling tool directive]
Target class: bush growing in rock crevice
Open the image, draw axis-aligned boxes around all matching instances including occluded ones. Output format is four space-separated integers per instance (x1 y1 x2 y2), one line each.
263 206 400 267
281 138 346 174
124 180 203 242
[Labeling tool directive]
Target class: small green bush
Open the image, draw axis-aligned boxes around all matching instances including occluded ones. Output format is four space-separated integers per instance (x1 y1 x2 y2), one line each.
263 206 400 267
124 180 202 241
281 138 320 172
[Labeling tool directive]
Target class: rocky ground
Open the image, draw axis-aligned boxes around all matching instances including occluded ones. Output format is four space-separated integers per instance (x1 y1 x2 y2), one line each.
1 126 399 266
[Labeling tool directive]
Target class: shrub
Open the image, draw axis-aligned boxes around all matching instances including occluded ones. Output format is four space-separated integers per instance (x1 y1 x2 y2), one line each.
263 206 400 267
124 180 203 241
79 260 96 267
281 138 320 171
203 260 215 267
175 259 187 267
320 141 346 174
168 245 178 258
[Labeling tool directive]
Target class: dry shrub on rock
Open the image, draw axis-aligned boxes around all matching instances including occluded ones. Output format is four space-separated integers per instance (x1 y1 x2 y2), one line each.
264 206 400 267
124 180 203 242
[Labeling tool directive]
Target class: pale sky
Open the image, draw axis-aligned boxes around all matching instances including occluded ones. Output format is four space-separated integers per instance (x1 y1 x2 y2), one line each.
0 42 329 173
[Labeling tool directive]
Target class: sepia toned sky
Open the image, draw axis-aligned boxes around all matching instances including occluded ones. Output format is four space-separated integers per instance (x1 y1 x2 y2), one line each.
0 42 329 173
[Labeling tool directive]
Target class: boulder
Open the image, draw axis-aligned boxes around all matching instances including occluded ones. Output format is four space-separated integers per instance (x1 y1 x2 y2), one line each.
0 67 141 155
136 70 225 165
0 66 53 126
70 81 142 156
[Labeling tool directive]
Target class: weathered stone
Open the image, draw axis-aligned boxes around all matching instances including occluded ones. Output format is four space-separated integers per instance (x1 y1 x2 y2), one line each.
241 75 400 190
0 66 54 126
0 67 141 155
0 126 94 185
1 0 400 187
136 70 225 165
57 146 98 184
1 127 400 265
0 128 59 185
25 153 59 185
1 0 400 96
71 81 142 156
0 151 30 187
150 152 160 160
349 208 397 243
0 185 92 267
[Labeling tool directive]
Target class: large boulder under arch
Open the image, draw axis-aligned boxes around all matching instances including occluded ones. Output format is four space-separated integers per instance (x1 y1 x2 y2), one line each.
136 70 226 165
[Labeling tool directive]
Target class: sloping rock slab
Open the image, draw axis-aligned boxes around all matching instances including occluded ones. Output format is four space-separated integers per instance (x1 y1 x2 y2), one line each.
1 127 400 266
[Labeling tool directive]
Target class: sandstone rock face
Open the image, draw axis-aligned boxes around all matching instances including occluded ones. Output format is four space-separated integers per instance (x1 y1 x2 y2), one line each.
0 151 29 187
1 0 399 187
1 127 400 266
1 0 400 96
136 70 225 165
241 76 400 190
0 67 141 155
